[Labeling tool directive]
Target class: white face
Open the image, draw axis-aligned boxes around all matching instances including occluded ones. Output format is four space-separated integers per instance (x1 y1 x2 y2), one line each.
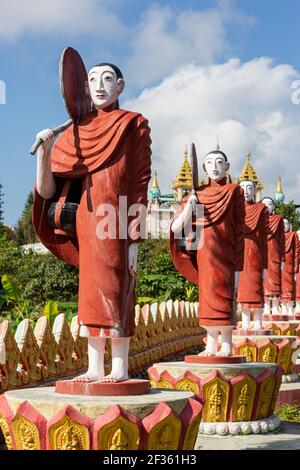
240 180 255 202
262 198 275 215
88 65 125 109
203 153 229 182
284 218 291 232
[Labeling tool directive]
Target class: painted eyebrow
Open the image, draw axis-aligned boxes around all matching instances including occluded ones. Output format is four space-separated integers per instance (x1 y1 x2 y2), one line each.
89 69 115 75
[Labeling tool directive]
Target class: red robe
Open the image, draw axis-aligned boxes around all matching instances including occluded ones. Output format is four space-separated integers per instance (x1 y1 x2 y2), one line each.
264 214 285 298
281 231 299 302
296 264 300 301
237 202 268 308
170 178 245 327
32 108 152 337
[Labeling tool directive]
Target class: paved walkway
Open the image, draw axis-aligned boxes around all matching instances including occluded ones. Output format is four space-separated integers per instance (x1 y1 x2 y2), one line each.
196 421 300 450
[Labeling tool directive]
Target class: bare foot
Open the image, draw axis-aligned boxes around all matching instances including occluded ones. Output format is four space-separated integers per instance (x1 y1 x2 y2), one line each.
198 350 215 357
252 326 262 332
98 373 129 383
216 350 232 357
71 372 101 383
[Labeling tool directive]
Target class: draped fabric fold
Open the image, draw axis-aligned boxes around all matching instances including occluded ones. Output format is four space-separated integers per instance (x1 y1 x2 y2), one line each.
281 231 299 302
237 201 269 308
33 108 152 337
264 214 285 298
170 178 245 326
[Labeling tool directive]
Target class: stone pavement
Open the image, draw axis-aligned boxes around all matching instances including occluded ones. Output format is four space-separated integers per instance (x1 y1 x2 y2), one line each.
195 422 300 450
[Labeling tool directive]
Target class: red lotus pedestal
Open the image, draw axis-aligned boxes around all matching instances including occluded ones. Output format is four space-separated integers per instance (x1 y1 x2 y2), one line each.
55 379 150 396
233 329 272 336
263 314 291 322
184 355 246 364
1 386 202 450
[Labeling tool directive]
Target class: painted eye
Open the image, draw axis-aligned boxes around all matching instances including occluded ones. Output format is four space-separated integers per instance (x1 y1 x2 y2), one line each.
105 76 113 81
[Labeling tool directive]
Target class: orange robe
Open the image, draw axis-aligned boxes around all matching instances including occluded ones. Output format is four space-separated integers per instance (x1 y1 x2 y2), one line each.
296 270 300 301
264 214 285 298
32 108 152 337
237 202 268 308
281 232 299 302
170 179 245 327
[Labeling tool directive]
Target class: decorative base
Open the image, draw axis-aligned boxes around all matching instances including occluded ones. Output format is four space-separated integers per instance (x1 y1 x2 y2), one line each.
55 379 150 396
233 329 272 336
199 415 281 436
263 314 293 322
262 321 300 336
185 355 246 364
277 379 300 407
231 335 300 378
148 361 281 424
0 386 202 450
281 373 299 384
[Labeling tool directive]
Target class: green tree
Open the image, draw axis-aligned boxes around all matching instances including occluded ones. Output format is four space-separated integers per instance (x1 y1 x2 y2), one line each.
16 253 79 305
136 237 198 303
276 200 300 231
0 181 3 225
15 191 37 245
0 234 79 308
0 233 23 277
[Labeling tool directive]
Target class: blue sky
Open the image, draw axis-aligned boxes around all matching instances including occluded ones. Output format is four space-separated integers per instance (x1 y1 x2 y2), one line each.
0 0 300 226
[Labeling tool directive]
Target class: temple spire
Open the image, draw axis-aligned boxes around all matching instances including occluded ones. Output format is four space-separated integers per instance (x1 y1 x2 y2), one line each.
172 146 193 190
172 146 193 202
275 176 285 203
276 176 283 194
152 169 159 189
239 150 264 201
148 168 161 200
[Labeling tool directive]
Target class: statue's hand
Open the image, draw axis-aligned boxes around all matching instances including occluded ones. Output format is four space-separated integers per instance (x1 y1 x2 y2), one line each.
171 193 198 233
186 194 198 210
36 129 55 153
128 243 138 277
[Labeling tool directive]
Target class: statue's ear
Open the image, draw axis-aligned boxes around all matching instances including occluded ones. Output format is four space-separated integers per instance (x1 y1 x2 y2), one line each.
203 163 207 173
117 78 125 94
225 161 230 172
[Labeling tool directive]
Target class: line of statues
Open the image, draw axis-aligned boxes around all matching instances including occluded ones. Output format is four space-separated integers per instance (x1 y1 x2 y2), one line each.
171 151 300 357
32 53 299 385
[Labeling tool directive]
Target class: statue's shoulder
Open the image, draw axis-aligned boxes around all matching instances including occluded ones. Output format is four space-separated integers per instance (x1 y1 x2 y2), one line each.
226 183 243 197
119 109 149 127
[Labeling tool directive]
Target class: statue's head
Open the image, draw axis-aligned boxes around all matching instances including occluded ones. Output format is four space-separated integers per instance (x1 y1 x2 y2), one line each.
283 218 291 232
203 150 230 182
240 180 256 202
88 63 125 110
262 197 275 215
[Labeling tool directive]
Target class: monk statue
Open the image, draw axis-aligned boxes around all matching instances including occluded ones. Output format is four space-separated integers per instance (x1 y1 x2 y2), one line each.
261 197 285 316
32 62 152 382
237 181 268 331
170 149 245 356
281 219 299 316
295 230 300 314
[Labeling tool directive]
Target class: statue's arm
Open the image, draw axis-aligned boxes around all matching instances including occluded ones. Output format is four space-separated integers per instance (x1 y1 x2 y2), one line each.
234 187 245 272
127 116 152 275
36 129 56 199
295 235 300 273
171 194 197 233
262 208 269 270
